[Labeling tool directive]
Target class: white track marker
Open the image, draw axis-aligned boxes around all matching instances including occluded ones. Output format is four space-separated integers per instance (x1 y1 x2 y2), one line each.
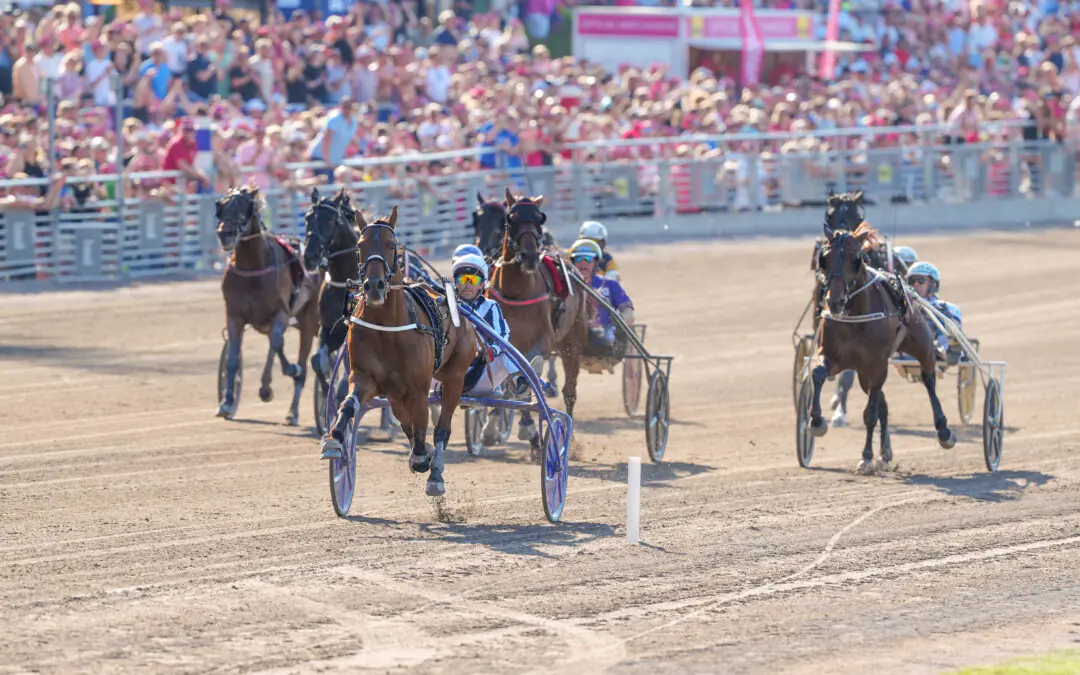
627 457 642 544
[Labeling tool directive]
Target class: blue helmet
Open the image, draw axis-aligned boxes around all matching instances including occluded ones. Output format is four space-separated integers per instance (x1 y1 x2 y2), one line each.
894 245 918 267
906 261 941 290
453 244 483 260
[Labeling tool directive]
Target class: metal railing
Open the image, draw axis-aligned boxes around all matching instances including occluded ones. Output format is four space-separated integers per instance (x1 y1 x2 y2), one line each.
1 130 1075 283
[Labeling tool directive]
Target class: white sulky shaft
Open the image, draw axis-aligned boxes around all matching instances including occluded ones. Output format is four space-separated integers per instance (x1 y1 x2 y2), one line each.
627 456 641 544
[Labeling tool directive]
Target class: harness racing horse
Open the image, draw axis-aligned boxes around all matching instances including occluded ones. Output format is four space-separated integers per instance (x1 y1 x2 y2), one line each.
320 206 477 496
488 188 587 457
301 186 359 385
215 185 319 425
810 197 957 474
474 191 561 399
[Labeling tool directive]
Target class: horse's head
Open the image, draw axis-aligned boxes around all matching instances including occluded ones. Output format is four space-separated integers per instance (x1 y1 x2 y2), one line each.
357 205 399 306
473 191 507 259
215 185 261 252
824 190 865 238
821 225 873 315
302 186 355 273
503 187 546 272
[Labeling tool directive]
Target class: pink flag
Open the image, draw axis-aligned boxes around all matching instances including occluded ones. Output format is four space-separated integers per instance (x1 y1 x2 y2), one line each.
820 0 841 80
739 0 765 86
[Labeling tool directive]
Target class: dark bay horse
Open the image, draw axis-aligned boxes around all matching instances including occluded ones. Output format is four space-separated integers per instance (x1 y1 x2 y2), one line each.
321 206 477 496
216 185 319 425
301 186 359 384
810 207 956 473
488 188 587 455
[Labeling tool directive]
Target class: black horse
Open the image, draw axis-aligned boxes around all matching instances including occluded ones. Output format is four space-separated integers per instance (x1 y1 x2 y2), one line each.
301 186 360 384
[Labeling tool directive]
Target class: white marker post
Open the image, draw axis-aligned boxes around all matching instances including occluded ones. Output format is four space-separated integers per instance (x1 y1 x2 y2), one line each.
627 456 641 544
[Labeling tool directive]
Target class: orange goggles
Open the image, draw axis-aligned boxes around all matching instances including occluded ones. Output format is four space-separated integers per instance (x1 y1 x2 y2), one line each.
455 272 482 286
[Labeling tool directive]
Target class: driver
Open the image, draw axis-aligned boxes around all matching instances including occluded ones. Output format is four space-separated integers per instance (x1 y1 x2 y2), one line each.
578 221 619 281
907 261 963 357
569 239 634 351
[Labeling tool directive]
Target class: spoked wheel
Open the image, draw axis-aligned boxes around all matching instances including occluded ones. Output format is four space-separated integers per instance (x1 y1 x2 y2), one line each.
464 408 486 457
957 364 977 425
622 351 644 418
796 377 815 468
644 369 670 463
217 339 242 418
325 350 358 517
792 335 813 410
540 413 570 523
496 407 515 444
314 378 328 436
982 378 1004 472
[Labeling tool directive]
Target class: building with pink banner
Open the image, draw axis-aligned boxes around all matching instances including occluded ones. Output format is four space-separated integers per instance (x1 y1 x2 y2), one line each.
573 6 863 83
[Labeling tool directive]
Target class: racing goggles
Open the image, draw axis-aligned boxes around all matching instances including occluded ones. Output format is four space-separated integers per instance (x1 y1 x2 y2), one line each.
909 276 931 285
571 252 598 263
455 272 483 287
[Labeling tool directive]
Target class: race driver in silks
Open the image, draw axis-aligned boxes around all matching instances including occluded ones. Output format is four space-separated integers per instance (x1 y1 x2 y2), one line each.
569 239 634 353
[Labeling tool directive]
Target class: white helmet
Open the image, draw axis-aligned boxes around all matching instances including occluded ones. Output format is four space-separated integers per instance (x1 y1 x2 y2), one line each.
451 253 489 281
579 221 607 241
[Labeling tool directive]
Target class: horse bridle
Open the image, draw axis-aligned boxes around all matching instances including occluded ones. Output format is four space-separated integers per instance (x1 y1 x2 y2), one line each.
475 201 507 256
306 198 357 268
219 193 266 245
505 201 546 258
358 221 401 287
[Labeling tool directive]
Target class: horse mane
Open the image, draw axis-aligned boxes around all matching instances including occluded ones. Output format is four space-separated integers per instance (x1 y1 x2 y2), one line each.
853 221 882 252
232 184 266 212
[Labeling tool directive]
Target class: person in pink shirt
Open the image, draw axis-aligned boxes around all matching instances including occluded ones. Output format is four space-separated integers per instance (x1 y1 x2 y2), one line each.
234 124 275 191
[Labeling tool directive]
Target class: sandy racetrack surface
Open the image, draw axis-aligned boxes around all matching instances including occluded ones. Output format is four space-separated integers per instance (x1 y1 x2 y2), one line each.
2 229 1079 674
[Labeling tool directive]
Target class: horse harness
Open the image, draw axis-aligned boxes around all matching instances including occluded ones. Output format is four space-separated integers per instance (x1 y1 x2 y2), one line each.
349 221 450 373
308 198 359 289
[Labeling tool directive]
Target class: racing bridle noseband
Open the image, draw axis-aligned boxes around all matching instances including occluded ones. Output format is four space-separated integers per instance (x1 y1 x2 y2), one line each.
504 200 546 259
358 220 401 288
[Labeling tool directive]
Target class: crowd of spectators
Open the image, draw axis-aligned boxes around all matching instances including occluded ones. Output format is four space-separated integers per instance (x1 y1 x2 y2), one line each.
0 0 1076 208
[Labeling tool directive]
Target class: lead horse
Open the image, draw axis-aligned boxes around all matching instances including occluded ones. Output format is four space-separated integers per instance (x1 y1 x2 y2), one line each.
215 185 319 425
810 193 956 473
321 206 477 496
487 188 588 457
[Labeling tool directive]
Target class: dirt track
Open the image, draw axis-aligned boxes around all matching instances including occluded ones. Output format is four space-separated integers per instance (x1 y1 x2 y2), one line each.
2 228 1079 674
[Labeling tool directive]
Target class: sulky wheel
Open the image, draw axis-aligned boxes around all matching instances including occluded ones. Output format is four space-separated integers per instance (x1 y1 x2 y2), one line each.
796 376 815 468
324 348 358 517
314 377 328 436
464 407 486 457
540 414 570 524
982 378 1004 472
792 335 813 410
644 369 670 463
217 339 242 417
622 350 644 418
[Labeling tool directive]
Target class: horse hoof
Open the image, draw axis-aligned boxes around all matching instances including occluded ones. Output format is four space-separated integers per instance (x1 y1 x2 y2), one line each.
216 404 235 420
410 448 433 474
518 422 537 442
284 415 299 427
543 382 559 399
810 417 829 438
831 409 847 428
856 459 875 475
482 423 500 447
320 438 343 460
284 364 302 378
939 429 957 450
881 451 894 467
426 480 446 497
259 387 274 403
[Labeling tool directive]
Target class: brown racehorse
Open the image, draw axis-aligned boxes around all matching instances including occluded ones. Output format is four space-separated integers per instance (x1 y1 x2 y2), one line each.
320 206 477 496
811 213 956 473
215 185 319 426
487 188 587 457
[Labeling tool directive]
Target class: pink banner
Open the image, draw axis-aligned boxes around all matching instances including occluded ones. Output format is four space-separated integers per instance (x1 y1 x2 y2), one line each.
739 0 764 86
688 13 813 40
576 13 680 38
820 0 841 79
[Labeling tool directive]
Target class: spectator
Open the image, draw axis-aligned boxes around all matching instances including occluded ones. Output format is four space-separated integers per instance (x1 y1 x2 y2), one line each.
161 118 210 191
85 40 117 107
308 97 359 180
187 37 218 103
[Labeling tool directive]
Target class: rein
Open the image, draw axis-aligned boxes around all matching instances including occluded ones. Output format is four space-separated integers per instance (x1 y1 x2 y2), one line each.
822 267 898 323
487 287 550 307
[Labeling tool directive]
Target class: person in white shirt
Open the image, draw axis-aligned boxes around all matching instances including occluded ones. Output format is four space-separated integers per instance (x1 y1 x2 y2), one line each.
161 22 190 75
424 47 451 105
34 39 63 82
85 40 117 106
132 0 165 58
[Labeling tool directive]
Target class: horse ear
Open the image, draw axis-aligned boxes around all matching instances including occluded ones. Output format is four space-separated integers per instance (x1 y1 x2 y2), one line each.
504 187 516 206
356 209 368 228
533 194 544 206
215 201 223 220
311 186 320 204
852 190 864 203
388 204 398 229
476 191 485 206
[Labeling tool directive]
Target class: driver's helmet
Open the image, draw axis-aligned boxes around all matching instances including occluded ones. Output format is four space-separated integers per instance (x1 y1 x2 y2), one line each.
453 244 484 261
894 245 919 268
451 253 489 282
906 261 941 292
579 221 607 244
569 239 603 264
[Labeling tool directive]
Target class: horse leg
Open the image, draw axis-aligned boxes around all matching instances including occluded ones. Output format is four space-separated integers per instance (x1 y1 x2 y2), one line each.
272 310 302 378
217 316 244 419
518 410 537 442
406 394 434 475
259 343 276 403
284 310 316 426
428 376 464 497
857 388 881 474
921 370 957 449
879 391 892 467
560 347 581 420
321 377 374 459
830 369 855 427
809 363 829 437
544 354 559 398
